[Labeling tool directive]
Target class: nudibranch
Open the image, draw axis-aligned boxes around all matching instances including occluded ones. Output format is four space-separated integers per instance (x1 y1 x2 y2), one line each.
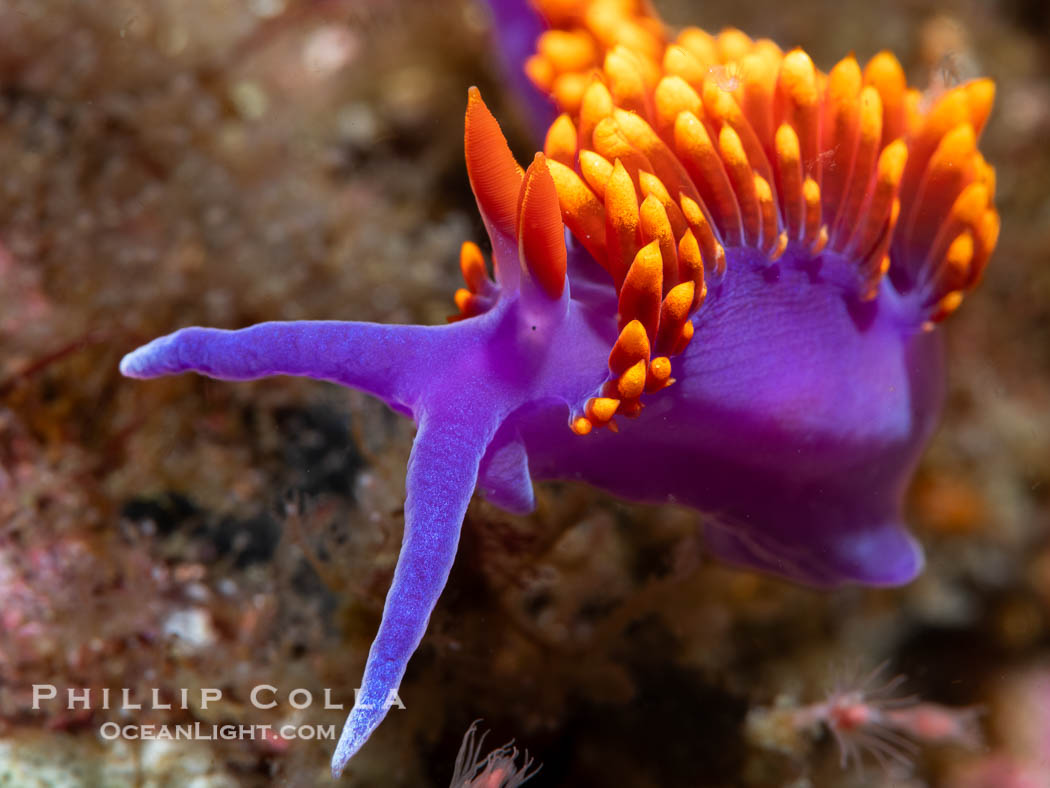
119 0 999 776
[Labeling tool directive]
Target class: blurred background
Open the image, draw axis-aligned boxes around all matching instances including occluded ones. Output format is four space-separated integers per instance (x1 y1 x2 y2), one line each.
0 0 1046 785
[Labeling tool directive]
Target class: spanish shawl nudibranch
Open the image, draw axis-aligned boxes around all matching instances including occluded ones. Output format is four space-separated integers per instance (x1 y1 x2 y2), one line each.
119 0 1000 776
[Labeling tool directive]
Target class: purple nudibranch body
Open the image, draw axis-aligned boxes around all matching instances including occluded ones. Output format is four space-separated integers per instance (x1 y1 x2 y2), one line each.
120 0 999 776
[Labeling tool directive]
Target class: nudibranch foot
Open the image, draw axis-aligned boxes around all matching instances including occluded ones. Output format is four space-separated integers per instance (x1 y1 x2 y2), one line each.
703 518 925 589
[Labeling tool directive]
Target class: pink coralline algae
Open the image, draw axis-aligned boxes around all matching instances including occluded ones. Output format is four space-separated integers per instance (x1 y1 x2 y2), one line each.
119 0 1000 776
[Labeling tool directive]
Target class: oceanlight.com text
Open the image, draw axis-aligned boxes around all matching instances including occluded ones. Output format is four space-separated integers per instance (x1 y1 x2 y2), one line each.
98 722 338 741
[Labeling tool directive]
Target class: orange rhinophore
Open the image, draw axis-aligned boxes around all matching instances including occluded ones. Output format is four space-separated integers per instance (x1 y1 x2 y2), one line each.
457 91 571 319
464 87 523 241
517 153 569 299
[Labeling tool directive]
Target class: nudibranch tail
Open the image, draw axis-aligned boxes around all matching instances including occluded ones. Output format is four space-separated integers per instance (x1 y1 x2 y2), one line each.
503 0 1000 429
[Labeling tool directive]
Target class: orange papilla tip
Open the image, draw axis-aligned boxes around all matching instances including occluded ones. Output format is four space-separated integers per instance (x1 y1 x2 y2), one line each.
580 150 614 200
977 204 1000 252
927 290 965 323
452 288 488 320
822 56 863 226
718 124 762 247
604 46 650 116
919 87 973 149
545 114 579 167
678 195 725 277
525 55 556 92
579 77 614 148
546 158 607 262
931 231 975 298
552 72 591 115
622 21 666 64
859 197 899 281
974 153 996 199
674 111 743 245
619 239 664 337
614 41 662 91
753 174 778 254
777 49 821 179
571 416 593 435
609 319 650 375
592 117 653 189
770 230 788 261
653 75 702 135
898 87 971 215
517 153 568 299
663 44 707 88
646 356 673 391
904 123 977 259
716 27 753 62
638 171 687 238
802 176 823 251
538 29 599 72
656 280 695 354
591 7 662 61
639 194 679 288
753 38 785 64
969 209 1000 287
677 27 718 67
846 138 907 257
465 87 524 237
672 319 695 355
965 79 996 138
831 85 882 246
739 50 781 149
586 396 620 423
604 159 642 287
614 108 704 208
676 228 706 301
581 0 629 47
774 123 804 240
905 88 925 137
812 224 830 255
617 358 648 399
701 79 776 191
863 51 906 145
454 288 473 312
459 240 488 292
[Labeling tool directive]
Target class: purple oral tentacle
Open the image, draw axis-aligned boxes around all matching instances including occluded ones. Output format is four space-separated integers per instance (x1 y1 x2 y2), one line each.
118 320 471 412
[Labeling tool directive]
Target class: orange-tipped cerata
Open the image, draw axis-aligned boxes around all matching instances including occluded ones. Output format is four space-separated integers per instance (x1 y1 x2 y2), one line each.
464 0 1000 433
